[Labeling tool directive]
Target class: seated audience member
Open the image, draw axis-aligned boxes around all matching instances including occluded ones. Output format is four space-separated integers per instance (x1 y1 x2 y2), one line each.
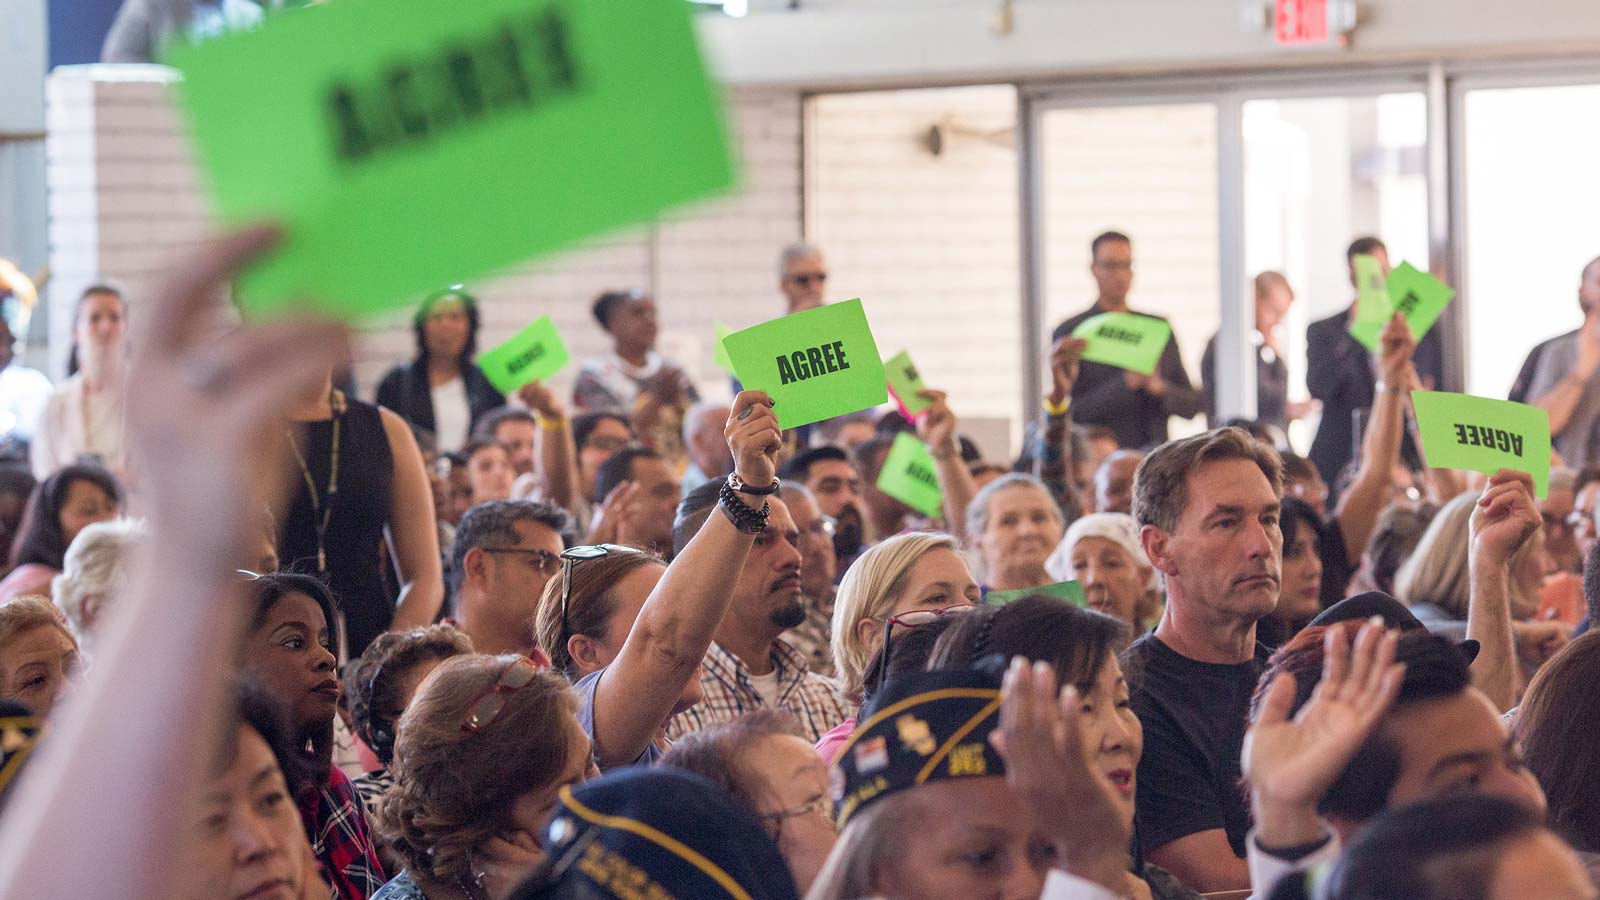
809 664 1135 900
463 440 515 506
375 287 504 454
778 482 838 677
967 473 1065 593
1543 468 1583 574
1281 452 1329 513
1259 497 1325 646
661 710 836 893
681 401 734 496
536 393 789 767
1574 466 1600 560
781 446 869 575
814 410 876 452
372 655 596 900
0 466 35 567
182 687 331 900
507 767 800 900
0 595 80 718
571 411 632 510
588 446 679 556
341 624 474 816
496 383 579 513
239 573 385 900
926 596 1200 900
1094 449 1142 515
438 453 473 526
1347 501 1436 597
572 290 697 461
1323 795 1595 900
450 500 570 657
52 517 144 654
0 463 120 602
1046 512 1161 631
968 461 1009 490
664 482 850 743
818 531 979 758
1513 631 1600 885
477 408 539 479
1120 426 1282 892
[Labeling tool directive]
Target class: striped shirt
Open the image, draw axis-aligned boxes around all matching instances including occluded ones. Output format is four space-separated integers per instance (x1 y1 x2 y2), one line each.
666 638 850 743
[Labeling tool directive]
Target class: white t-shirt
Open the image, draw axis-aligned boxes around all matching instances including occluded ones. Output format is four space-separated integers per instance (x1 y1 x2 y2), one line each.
0 364 52 438
430 376 471 453
747 669 782 708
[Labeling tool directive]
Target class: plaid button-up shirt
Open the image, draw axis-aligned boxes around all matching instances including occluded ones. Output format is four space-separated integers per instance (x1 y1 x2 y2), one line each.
299 766 387 900
666 638 850 743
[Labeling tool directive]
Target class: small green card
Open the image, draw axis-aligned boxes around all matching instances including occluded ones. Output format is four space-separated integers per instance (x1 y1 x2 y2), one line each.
1349 253 1391 351
875 432 943 518
723 299 887 430
166 0 734 319
987 580 1088 608
884 349 931 418
476 316 569 394
1070 312 1171 375
712 322 735 375
1385 262 1454 343
1410 390 1551 498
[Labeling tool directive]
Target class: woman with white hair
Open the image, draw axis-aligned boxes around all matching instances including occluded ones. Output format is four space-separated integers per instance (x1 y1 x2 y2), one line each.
52 518 145 653
1046 512 1161 631
964 472 1066 593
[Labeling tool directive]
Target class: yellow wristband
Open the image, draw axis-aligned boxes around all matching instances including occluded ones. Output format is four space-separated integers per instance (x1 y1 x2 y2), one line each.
539 416 566 431
1042 396 1070 417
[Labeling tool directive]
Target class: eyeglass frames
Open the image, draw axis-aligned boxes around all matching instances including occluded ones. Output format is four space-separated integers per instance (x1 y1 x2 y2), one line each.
482 547 561 574
759 794 835 839
461 656 542 734
788 272 827 286
557 544 642 651
874 605 974 691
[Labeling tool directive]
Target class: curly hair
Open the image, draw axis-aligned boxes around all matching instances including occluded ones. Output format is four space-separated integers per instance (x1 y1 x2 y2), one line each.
375 654 581 885
342 624 474 767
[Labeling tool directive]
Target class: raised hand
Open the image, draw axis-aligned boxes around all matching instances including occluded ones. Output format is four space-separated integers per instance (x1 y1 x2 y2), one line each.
725 390 781 491
1377 312 1418 387
517 379 565 421
586 479 640 545
1469 469 1541 568
992 657 1130 893
915 389 958 455
1048 337 1086 407
1243 621 1404 836
1513 619 1570 665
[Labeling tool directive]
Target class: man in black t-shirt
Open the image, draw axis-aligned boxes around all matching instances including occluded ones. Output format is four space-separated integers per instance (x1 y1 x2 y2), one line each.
1123 426 1285 893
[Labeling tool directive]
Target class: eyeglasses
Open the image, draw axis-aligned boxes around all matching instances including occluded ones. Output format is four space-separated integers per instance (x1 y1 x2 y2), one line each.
482 547 562 574
875 605 974 691
806 515 837 540
461 656 542 734
759 795 835 838
582 435 631 454
558 544 642 653
788 272 827 286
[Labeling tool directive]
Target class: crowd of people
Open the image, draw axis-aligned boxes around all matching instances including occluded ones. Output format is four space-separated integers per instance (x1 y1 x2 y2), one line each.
0 228 1598 900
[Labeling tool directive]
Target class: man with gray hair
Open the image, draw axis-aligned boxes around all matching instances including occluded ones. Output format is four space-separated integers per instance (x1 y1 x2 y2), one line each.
680 401 733 497
449 498 572 657
778 243 828 315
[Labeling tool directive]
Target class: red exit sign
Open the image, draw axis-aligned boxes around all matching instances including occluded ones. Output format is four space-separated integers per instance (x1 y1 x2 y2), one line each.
1276 0 1330 45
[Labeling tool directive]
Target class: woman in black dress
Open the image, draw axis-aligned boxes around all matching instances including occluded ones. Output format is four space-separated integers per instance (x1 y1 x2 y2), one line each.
374 287 504 455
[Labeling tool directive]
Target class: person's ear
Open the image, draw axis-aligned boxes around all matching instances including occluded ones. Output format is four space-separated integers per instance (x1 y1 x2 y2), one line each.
79 594 102 631
566 633 608 672
855 615 882 655
1141 524 1179 577
464 547 490 586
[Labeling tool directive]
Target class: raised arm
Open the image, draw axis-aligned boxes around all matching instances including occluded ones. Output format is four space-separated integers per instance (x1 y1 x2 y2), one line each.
519 380 578 513
1334 313 1413 563
1034 338 1087 517
1466 469 1541 712
916 389 978 540
0 226 349 899
1531 311 1600 436
379 406 445 631
589 390 781 767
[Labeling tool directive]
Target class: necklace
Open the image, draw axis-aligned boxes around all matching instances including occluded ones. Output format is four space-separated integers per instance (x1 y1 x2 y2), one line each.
286 389 343 573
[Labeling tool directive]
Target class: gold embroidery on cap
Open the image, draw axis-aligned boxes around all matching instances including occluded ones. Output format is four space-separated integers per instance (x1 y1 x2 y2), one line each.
896 714 935 756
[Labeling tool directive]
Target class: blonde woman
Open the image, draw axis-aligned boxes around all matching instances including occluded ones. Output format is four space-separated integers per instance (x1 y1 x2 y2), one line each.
817 532 979 763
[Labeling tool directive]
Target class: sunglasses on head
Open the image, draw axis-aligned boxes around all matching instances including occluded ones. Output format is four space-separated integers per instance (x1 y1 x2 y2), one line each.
558 544 643 653
461 656 543 734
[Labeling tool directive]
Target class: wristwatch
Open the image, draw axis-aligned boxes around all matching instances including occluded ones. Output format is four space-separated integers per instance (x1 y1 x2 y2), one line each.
727 473 781 495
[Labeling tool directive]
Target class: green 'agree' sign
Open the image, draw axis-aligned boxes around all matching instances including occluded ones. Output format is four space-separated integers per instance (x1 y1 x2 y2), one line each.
722 299 888 430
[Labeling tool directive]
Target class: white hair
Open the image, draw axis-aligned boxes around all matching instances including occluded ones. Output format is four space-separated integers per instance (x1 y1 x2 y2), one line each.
778 242 823 276
53 518 147 651
1046 512 1158 592
681 401 729 445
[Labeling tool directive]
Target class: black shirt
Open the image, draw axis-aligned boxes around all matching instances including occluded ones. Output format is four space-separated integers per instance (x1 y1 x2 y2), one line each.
1121 633 1270 858
1201 332 1289 430
1052 305 1203 449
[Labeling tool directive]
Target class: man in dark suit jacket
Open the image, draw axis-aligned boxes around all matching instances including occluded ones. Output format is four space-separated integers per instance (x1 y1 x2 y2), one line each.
1050 231 1202 449
1306 237 1443 492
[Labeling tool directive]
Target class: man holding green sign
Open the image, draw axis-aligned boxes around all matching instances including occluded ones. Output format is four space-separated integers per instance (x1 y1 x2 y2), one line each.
166 0 733 319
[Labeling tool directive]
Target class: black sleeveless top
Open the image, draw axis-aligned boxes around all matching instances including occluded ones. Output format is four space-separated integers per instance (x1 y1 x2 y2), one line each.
278 398 395 657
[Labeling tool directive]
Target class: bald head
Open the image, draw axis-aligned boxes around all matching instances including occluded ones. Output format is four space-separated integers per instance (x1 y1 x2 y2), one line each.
1094 449 1143 514
683 402 733 481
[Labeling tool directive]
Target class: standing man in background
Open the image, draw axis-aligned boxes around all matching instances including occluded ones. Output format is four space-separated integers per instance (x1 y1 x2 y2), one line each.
778 243 828 315
1523 256 1600 468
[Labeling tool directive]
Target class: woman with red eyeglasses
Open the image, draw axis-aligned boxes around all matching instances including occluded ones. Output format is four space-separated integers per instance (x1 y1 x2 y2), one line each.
372 654 597 900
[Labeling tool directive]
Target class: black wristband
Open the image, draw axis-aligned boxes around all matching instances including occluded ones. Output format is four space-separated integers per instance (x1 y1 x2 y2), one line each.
727 473 781 495
718 479 770 533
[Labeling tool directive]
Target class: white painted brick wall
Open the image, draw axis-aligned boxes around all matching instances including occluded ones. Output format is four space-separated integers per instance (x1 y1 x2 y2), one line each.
44 67 802 410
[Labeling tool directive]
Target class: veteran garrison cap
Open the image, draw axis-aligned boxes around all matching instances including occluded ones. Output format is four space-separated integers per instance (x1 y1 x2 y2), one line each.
829 665 1006 829
0 700 41 808
510 767 799 900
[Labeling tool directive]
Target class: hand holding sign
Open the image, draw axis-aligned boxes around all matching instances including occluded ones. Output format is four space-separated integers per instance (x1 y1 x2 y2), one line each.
1377 312 1417 388
517 380 564 422
1410 391 1552 497
915 389 959 458
725 390 782 491
1048 337 1086 408
477 316 570 394
1348 258 1455 353
1469 470 1542 569
1070 312 1171 376
723 299 887 430
876 431 943 518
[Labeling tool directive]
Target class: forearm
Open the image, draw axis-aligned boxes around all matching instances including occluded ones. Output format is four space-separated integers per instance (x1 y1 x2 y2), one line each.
538 419 578 512
1336 383 1405 561
1033 409 1070 499
1466 556 1518 711
390 568 444 631
1534 377 1587 435
934 449 977 540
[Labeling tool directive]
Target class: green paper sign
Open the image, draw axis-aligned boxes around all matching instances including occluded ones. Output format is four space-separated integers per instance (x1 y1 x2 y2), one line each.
1070 312 1171 375
1386 262 1454 343
166 0 734 319
723 299 887 430
875 432 943 518
884 349 931 418
1410 391 1551 498
987 580 1088 608
1349 254 1390 351
712 322 735 375
477 316 569 394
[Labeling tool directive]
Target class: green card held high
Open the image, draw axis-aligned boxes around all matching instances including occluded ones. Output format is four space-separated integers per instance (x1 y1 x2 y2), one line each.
1349 257 1455 352
476 316 570 394
1070 312 1172 376
875 432 943 518
723 299 888 430
884 349 931 419
167 0 733 319
1410 391 1552 498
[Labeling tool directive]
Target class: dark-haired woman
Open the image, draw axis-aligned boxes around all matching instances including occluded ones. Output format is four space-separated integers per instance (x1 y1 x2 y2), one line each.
0 463 119 603
1515 631 1600 885
32 285 129 479
239 572 386 900
376 287 504 455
